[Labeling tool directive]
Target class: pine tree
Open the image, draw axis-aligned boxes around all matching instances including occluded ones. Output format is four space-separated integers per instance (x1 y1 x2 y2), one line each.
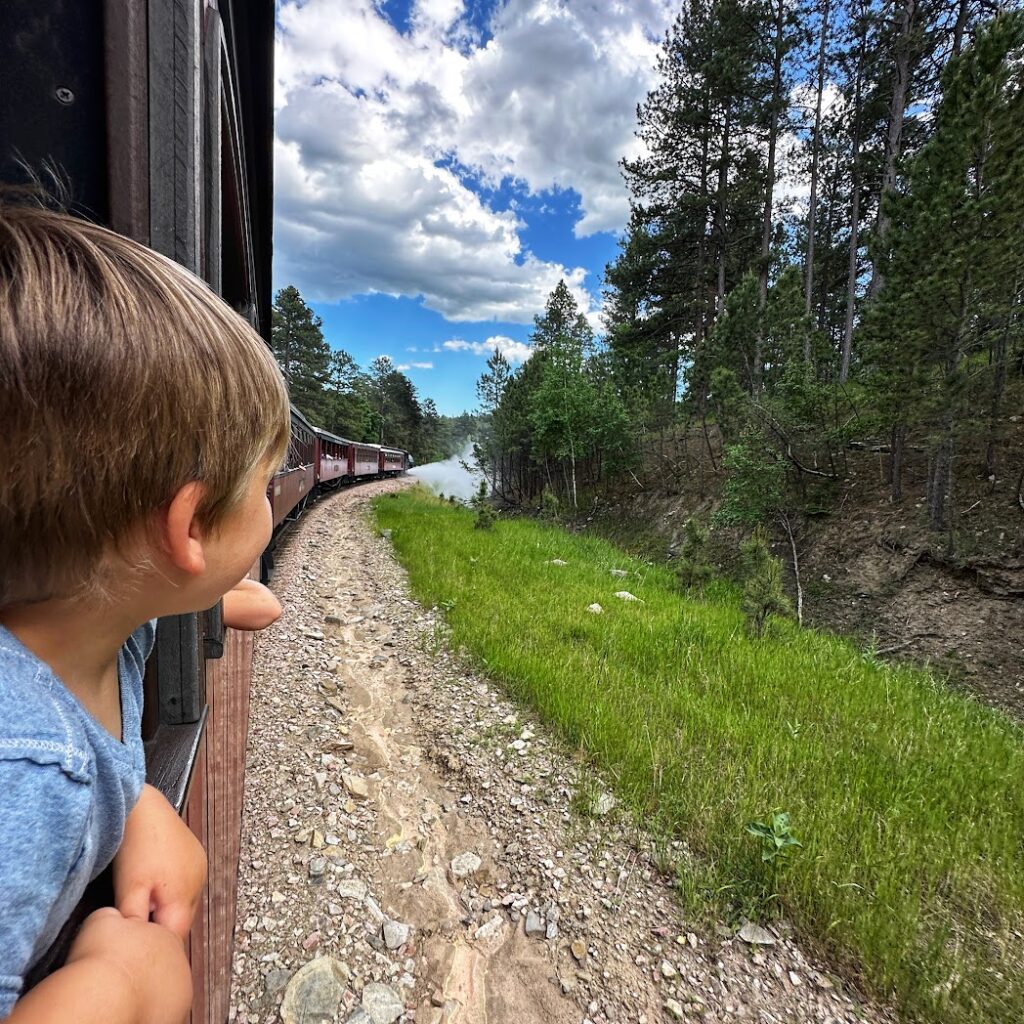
529 282 597 509
741 526 793 635
271 285 331 422
864 11 1024 530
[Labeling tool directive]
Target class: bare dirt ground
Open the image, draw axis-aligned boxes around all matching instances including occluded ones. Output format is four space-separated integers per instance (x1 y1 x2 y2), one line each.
229 480 896 1024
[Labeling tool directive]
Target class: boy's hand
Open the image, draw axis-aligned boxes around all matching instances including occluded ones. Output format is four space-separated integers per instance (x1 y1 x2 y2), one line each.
221 578 282 631
113 785 207 940
9 908 191 1024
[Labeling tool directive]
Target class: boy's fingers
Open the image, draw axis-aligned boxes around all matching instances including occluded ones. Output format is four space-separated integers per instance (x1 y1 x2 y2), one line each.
152 901 196 941
116 883 154 922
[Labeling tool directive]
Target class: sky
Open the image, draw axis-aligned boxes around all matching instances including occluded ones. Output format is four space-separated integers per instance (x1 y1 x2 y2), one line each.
272 0 678 415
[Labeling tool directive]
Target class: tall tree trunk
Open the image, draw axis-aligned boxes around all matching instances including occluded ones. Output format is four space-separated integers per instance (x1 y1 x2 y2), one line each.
755 0 787 392
890 421 906 501
804 0 832 344
714 114 732 313
840 13 868 384
986 324 1009 479
868 0 916 301
952 0 970 57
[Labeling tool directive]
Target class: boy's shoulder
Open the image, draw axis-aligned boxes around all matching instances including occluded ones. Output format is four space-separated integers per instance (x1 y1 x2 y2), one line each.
0 629 94 783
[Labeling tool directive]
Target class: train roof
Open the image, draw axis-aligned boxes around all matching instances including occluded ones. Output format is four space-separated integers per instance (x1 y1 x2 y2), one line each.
313 426 356 446
290 404 316 433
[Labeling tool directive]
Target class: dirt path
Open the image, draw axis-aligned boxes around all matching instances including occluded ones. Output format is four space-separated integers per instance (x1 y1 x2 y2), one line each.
230 482 895 1024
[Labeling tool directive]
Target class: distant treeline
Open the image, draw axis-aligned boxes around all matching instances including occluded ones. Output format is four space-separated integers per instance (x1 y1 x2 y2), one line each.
476 3 1024 541
270 285 477 463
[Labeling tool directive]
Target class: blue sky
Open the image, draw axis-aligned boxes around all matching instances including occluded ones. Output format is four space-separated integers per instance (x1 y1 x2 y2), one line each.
272 0 676 415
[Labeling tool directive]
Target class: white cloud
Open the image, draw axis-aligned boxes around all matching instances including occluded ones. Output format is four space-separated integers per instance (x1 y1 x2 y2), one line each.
443 335 534 363
274 0 674 323
410 361 435 369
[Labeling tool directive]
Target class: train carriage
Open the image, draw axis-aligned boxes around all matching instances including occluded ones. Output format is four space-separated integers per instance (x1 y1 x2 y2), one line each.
315 427 354 487
380 446 407 477
352 442 381 479
270 407 317 528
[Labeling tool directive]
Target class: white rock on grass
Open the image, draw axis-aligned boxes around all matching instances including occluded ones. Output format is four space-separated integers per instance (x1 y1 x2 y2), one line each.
613 591 641 602
609 569 629 578
592 791 616 816
547 558 568 566
587 603 604 614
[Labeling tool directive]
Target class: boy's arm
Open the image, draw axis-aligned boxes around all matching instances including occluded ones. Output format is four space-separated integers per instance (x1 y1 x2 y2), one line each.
220 578 281 631
6 908 191 1024
113 785 206 940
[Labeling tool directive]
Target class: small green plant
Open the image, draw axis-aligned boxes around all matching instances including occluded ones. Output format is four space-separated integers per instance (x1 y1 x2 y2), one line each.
676 518 714 592
540 485 560 521
746 812 803 863
740 527 792 636
472 480 497 530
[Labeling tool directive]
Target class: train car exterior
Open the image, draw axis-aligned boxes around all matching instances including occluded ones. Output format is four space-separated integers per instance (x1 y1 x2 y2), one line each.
269 407 317 528
2 2 274 1021
315 427 353 487
380 446 406 476
352 441 381 479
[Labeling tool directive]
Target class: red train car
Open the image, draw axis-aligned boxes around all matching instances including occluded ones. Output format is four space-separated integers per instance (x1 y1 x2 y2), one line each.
352 441 381 479
380 446 406 476
269 407 317 528
315 427 352 487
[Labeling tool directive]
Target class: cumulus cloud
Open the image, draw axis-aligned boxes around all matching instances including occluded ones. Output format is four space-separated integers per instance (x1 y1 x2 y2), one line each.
274 0 674 323
443 335 534 363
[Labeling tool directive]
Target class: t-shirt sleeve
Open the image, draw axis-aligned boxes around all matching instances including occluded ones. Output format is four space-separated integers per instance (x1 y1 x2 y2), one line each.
0 755 90 1018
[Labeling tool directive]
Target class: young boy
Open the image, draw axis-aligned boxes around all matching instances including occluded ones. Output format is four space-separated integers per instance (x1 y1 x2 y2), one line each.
0 201 292 1022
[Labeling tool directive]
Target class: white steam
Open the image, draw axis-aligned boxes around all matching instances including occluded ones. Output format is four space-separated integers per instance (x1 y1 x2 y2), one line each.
409 443 483 501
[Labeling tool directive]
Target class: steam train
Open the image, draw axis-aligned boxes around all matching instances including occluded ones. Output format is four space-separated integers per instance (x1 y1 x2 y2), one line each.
1 2 406 1021
265 407 412 576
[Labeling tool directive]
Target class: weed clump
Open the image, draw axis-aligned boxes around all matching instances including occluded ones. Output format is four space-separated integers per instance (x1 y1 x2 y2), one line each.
740 527 791 636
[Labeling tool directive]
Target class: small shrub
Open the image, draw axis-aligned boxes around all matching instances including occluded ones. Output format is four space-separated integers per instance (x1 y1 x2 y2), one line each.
540 486 560 521
740 527 792 636
472 480 496 530
677 518 714 592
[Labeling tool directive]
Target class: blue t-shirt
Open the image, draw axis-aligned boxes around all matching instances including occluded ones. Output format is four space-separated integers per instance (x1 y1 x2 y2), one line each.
0 621 152 1016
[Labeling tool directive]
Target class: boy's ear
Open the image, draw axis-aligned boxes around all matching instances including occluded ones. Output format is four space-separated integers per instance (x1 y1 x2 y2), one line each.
161 481 208 577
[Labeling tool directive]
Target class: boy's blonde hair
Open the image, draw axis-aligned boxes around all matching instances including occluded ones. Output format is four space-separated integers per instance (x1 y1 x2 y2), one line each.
0 202 290 606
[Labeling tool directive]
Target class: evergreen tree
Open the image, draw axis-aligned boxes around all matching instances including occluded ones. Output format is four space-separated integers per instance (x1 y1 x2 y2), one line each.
740 526 793 635
864 11 1024 531
271 285 331 423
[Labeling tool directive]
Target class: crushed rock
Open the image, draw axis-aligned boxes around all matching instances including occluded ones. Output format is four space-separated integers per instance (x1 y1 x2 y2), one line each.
229 479 896 1024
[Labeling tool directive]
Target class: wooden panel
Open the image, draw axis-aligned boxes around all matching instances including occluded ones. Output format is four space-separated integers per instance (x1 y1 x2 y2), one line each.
187 583 256 1024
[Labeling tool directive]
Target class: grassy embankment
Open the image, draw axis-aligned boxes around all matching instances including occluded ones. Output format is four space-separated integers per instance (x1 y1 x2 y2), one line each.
373 487 1024 1024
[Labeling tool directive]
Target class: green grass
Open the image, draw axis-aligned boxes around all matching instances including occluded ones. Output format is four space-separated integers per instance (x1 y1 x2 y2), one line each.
373 488 1024 1024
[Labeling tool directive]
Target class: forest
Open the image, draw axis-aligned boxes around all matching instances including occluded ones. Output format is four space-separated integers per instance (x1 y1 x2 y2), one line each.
471 0 1023 553
269 284 477 463
271 1 1024 555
